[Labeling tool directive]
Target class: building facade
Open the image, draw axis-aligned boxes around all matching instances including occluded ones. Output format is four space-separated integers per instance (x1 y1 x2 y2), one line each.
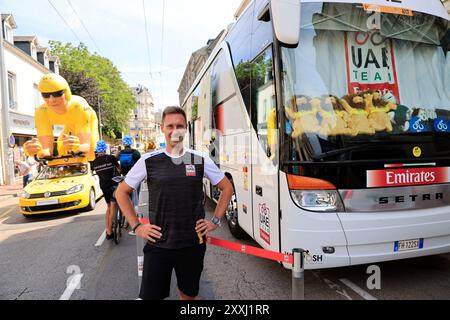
178 30 225 106
128 86 159 149
0 13 60 184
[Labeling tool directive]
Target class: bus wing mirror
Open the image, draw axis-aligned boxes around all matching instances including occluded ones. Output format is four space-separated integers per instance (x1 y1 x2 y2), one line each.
271 0 301 46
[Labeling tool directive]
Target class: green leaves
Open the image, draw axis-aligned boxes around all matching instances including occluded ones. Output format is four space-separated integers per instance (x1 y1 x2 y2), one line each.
49 41 134 137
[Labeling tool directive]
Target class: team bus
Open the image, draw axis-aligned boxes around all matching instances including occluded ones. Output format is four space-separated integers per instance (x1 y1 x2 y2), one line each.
181 0 450 269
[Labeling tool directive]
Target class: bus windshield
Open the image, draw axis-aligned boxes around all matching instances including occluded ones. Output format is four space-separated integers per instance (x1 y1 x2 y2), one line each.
281 2 450 162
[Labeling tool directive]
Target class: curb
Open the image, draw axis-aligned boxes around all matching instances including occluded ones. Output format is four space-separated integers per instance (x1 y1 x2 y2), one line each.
0 194 19 201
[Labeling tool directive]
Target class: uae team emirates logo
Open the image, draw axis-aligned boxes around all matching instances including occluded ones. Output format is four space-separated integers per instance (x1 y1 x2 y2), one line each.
367 167 450 188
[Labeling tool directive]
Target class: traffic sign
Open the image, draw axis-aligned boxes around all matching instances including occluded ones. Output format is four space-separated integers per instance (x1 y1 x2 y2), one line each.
8 134 15 148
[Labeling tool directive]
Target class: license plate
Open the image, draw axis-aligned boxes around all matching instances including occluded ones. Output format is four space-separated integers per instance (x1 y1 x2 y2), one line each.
394 239 424 252
36 199 59 206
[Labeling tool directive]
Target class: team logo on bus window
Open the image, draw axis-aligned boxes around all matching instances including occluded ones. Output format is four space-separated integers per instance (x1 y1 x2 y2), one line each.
185 165 196 177
344 30 400 100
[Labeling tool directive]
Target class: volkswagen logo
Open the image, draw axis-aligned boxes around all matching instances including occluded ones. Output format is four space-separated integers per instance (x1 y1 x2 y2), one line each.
44 192 51 198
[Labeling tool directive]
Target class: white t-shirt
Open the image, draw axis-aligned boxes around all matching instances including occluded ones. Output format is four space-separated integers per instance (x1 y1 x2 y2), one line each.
124 148 225 190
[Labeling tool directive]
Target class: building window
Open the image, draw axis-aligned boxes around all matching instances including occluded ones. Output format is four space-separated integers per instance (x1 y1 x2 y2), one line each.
5 24 13 43
7 72 18 110
31 44 37 60
34 84 42 108
44 54 49 69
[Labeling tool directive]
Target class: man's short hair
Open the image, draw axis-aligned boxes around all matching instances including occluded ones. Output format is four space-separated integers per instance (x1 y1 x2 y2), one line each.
162 106 186 124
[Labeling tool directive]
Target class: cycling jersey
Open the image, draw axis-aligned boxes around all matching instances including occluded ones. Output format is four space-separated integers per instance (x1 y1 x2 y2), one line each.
118 147 141 175
124 149 225 249
92 154 120 190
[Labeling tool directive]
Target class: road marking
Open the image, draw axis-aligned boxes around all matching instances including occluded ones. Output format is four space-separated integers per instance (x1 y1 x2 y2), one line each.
59 273 84 300
0 207 16 220
340 278 378 300
95 230 106 247
323 278 353 300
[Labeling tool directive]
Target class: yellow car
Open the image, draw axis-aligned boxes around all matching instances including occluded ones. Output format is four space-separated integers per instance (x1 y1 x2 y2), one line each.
19 159 103 217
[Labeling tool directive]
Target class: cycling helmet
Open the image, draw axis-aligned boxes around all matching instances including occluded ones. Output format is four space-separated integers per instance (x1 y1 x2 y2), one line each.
95 140 108 153
38 73 72 101
122 135 133 147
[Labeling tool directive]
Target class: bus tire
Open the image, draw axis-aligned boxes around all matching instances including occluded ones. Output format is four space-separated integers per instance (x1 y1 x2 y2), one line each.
226 182 247 239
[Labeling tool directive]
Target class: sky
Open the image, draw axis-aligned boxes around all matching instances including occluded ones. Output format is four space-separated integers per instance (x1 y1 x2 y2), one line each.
0 0 243 111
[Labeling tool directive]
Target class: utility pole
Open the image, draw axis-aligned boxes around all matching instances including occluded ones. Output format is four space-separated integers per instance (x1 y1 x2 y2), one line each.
0 11 15 185
97 95 103 140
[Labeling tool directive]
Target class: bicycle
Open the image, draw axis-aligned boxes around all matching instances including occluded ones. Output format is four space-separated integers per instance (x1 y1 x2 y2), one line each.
111 176 139 245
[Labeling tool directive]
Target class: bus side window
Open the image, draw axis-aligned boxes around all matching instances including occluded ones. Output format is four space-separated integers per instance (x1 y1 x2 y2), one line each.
250 47 277 161
228 1 255 114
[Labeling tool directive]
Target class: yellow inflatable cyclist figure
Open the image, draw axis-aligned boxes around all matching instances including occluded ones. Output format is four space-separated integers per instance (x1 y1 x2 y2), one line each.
23 74 99 162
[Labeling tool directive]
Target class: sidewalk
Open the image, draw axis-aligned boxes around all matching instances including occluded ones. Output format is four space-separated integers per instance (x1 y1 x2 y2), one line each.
0 178 23 201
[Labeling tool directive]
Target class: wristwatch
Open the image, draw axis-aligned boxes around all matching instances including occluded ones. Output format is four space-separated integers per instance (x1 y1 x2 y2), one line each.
211 216 222 227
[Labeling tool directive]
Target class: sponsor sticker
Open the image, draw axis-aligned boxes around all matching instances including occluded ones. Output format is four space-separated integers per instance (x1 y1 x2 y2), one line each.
185 165 196 177
367 167 450 188
344 30 401 101
259 203 270 245
413 147 422 158
363 4 413 16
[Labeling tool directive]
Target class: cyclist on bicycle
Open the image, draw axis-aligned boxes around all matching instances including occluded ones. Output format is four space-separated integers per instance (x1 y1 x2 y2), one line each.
118 135 141 176
118 135 141 235
92 140 120 240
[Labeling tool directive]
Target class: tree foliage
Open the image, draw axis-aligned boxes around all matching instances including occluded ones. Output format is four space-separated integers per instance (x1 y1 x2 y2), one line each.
60 69 100 109
49 42 135 138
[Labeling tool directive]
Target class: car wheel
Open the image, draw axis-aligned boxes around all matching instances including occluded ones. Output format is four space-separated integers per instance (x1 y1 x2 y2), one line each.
225 181 247 239
85 188 96 211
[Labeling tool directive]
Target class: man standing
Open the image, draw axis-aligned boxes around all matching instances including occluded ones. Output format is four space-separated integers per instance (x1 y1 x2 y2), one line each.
116 106 233 300
92 140 120 240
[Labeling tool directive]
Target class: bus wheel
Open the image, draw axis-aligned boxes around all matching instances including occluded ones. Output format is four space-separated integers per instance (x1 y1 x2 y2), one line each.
226 187 246 239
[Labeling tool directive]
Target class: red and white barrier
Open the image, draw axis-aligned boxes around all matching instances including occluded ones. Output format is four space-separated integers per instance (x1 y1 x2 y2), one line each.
138 217 305 300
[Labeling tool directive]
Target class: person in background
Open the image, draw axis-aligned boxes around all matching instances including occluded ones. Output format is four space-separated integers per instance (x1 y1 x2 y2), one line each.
15 157 36 187
91 140 120 240
118 135 143 235
118 135 141 176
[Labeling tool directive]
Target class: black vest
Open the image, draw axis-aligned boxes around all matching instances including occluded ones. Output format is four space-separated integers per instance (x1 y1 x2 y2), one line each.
145 151 205 249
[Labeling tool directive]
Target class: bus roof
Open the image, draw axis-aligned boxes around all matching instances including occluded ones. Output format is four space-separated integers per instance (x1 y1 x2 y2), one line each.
301 0 449 21
235 0 449 21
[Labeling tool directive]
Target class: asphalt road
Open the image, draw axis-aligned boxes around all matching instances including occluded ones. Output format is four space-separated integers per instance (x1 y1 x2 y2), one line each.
0 192 449 300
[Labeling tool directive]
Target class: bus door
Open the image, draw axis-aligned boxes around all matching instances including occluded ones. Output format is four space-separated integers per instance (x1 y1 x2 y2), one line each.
250 47 280 251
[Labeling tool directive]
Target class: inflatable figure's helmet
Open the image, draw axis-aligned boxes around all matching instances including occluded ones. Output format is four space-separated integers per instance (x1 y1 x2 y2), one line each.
122 135 133 147
95 140 108 153
38 73 72 101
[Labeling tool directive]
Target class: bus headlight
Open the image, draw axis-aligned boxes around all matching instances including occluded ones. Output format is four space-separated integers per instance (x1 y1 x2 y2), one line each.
290 190 344 212
66 184 84 195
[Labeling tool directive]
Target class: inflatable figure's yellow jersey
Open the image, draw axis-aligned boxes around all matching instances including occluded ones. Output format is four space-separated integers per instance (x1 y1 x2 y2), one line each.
35 96 99 161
